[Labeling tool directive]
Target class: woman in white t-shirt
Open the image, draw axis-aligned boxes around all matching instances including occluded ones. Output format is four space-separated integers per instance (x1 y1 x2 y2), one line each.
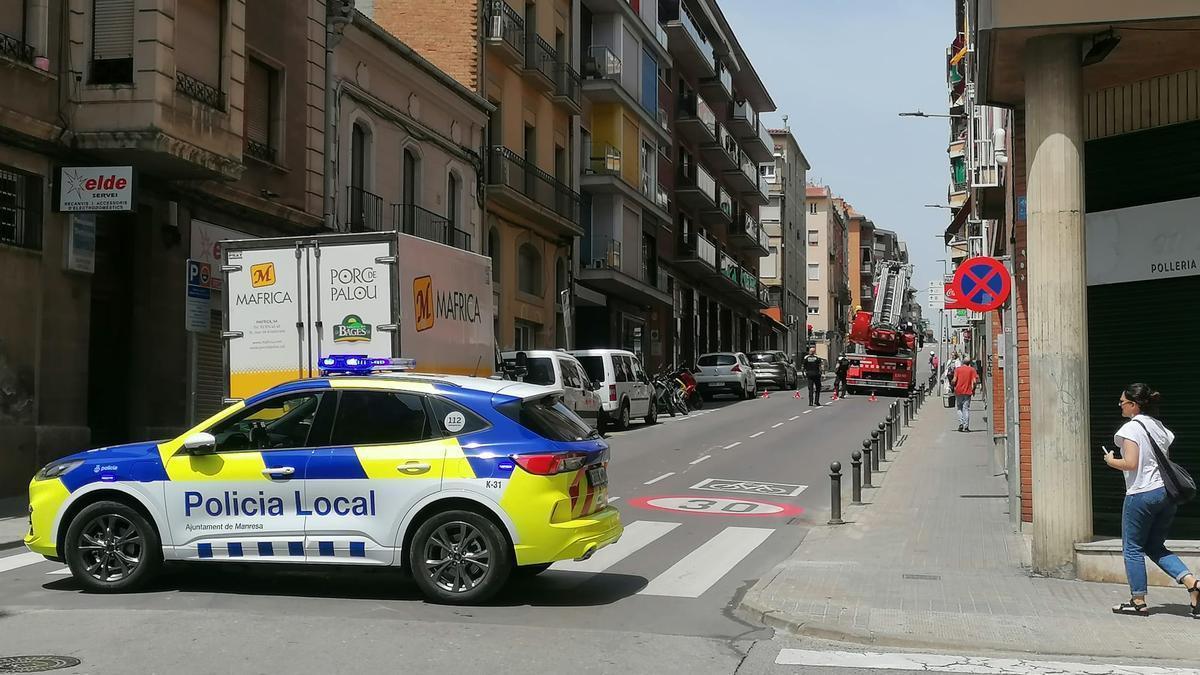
1104 383 1199 617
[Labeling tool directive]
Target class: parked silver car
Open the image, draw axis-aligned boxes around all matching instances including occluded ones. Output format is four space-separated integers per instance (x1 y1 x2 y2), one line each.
694 352 757 400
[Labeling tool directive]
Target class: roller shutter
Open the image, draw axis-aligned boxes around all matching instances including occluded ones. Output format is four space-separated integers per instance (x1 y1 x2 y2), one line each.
92 0 134 61
194 309 225 421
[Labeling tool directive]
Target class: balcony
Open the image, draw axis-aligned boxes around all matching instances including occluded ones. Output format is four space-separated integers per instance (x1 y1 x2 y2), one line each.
718 252 740 290
581 45 670 143
741 118 774 163
552 61 582 114
582 45 621 81
675 160 716 212
698 185 732 226
724 149 758 195
391 203 472 251
674 227 720 277
484 1 525 66
661 1 715 79
487 145 582 235
729 100 756 138
0 32 34 65
730 211 768 256
676 87 716 146
524 35 557 91
345 186 384 233
700 124 739 173
582 147 672 222
699 59 733 106
579 236 672 306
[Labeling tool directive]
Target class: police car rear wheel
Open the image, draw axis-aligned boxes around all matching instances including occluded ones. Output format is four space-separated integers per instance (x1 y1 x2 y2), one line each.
65 501 162 593
410 510 511 604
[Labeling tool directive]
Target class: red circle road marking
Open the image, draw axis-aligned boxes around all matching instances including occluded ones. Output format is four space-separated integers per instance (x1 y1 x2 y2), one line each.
628 495 804 518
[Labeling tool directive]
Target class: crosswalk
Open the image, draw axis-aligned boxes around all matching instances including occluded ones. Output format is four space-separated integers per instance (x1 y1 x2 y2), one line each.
0 519 777 600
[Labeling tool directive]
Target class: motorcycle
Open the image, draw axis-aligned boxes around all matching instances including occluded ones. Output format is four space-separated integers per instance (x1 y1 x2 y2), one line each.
673 366 702 411
652 369 682 418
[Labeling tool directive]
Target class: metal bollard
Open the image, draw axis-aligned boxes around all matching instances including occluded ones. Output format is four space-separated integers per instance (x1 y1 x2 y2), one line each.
904 398 912 426
828 462 844 525
861 439 874 488
850 451 863 505
878 421 888 462
870 430 881 472
892 403 901 444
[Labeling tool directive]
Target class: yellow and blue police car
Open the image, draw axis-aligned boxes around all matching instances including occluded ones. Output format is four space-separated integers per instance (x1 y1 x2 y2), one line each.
25 356 622 604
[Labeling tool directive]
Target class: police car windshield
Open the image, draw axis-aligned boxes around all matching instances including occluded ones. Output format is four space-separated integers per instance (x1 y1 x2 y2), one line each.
498 396 598 442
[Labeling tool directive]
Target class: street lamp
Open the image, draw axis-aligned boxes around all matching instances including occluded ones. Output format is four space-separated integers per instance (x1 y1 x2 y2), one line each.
924 204 952 209
898 110 967 119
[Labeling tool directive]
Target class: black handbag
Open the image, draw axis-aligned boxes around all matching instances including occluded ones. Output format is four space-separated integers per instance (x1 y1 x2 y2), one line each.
1134 419 1196 504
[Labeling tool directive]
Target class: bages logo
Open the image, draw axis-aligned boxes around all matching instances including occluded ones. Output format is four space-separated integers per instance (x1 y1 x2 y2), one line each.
333 314 372 343
413 275 434 332
250 262 276 288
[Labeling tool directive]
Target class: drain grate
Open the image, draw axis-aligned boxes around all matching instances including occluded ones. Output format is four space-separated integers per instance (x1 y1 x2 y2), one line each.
901 573 941 581
0 656 82 673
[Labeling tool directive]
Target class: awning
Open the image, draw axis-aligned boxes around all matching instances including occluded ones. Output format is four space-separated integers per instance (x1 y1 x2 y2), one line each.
944 197 972 242
760 308 789 330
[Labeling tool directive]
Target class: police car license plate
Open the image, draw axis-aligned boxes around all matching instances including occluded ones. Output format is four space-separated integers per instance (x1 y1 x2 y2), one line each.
587 465 608 488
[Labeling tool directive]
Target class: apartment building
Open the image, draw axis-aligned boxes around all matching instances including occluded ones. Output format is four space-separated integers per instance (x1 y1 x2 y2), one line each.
375 0 583 351
760 128 810 358
803 186 849 361
844 206 875 311
663 0 776 365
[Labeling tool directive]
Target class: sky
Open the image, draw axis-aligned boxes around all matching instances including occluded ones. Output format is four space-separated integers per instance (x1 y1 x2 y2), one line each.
721 0 954 322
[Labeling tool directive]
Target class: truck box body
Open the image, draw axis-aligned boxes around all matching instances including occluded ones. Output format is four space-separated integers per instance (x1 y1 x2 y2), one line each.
222 231 493 400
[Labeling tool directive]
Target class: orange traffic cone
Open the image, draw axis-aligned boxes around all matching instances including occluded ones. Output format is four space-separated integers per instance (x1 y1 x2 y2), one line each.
793 391 802 400
760 389 770 399
869 390 877 402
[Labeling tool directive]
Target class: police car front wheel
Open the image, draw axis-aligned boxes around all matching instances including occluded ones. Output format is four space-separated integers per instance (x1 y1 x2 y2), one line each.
64 501 162 593
409 510 511 604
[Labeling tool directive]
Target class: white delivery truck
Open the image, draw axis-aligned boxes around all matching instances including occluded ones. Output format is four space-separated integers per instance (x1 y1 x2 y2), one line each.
221 231 494 400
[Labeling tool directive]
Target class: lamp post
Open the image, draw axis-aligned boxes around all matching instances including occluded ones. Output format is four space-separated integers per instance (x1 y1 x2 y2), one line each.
898 110 968 119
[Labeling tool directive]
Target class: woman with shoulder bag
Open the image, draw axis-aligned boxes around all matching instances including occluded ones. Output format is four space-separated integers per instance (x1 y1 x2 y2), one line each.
1105 383 1199 617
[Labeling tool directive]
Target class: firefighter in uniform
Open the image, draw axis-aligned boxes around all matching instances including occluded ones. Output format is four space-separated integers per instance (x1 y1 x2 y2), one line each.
802 347 823 406
834 353 851 399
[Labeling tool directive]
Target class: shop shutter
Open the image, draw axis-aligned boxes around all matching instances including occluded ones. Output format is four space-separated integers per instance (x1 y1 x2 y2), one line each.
175 0 222 86
195 310 225 421
93 0 134 61
1087 276 1200 538
244 59 271 146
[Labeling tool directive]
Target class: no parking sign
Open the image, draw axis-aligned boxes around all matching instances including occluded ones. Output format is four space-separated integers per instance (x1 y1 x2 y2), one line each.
951 257 1011 313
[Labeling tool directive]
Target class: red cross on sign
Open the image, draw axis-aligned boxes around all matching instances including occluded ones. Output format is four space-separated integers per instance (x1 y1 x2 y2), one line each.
951 256 1011 312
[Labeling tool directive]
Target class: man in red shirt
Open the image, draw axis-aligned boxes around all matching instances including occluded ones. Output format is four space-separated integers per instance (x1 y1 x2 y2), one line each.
952 357 979 432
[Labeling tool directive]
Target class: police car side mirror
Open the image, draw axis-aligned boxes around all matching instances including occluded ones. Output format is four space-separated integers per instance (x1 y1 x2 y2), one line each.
182 432 217 455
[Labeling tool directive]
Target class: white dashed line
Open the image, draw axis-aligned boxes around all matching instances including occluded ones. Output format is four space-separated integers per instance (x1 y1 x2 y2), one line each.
645 472 675 485
723 442 742 450
689 455 711 465
771 422 784 428
802 410 813 414
606 496 620 504
789 415 800 421
748 431 765 438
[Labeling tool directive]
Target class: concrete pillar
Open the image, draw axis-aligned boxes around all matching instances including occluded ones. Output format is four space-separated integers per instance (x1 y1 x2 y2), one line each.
1023 35 1092 577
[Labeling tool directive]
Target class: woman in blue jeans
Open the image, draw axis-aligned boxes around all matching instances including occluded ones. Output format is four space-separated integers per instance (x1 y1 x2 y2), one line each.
1104 383 1199 617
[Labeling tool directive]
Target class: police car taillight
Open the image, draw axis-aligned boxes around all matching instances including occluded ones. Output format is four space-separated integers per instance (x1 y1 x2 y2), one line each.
513 452 589 475
318 354 417 375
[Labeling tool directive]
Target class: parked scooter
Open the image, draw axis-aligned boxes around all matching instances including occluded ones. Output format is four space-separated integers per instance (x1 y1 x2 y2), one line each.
651 369 678 418
673 366 702 411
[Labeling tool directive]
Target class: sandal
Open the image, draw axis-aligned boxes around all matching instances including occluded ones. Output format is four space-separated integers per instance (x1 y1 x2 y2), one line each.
1189 581 1200 618
1112 599 1149 616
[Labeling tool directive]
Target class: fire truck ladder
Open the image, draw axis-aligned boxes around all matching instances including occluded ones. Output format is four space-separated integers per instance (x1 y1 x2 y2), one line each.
871 261 911 327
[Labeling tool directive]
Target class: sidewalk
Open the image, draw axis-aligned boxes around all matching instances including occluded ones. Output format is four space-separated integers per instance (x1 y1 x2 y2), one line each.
738 397 1199 662
0 495 27 552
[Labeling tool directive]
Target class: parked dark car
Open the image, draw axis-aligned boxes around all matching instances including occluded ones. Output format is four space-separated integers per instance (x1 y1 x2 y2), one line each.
748 350 798 390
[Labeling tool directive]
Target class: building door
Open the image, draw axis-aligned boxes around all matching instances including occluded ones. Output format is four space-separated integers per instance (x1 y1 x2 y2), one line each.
87 212 136 446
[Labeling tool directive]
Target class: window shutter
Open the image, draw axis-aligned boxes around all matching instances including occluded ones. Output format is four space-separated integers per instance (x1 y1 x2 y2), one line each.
244 59 271 145
93 0 134 61
176 0 222 86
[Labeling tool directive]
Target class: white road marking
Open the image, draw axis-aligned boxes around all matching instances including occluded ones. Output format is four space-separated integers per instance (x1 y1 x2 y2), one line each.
639 526 773 598
0 552 44 573
46 567 71 575
771 422 784 428
689 455 711 465
802 410 813 414
723 442 742 450
774 648 1199 675
690 478 807 497
606 496 620 504
645 472 675 485
789 415 800 420
749 431 765 438
552 520 680 574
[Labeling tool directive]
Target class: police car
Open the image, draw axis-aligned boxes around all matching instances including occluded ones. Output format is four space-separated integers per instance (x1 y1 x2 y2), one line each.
24 356 622 604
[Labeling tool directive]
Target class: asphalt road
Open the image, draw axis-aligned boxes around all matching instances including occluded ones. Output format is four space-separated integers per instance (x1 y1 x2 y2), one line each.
0 381 956 674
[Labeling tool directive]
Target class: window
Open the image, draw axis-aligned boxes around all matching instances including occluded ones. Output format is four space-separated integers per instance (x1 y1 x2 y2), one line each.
0 166 42 251
487 224 500 282
403 148 419 208
496 396 595 442
519 357 555 386
577 356 605 383
807 229 819 246
808 296 820 315
329 391 430 446
697 354 735 367
517 243 542 295
807 263 820 281
208 392 324 453
91 0 134 84
447 172 461 231
557 359 582 389
244 57 278 163
641 48 657 113
760 164 775 181
630 357 646 383
514 320 538 350
614 355 631 382
761 246 778 278
809 202 817 215
0 2 30 62
175 0 225 108
349 122 371 230
428 397 490 436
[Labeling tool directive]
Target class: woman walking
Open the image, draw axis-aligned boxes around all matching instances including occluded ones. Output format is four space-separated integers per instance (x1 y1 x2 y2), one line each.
1105 384 1199 617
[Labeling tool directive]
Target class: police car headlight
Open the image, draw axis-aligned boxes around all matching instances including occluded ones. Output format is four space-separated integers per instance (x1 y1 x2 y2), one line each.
35 459 84 481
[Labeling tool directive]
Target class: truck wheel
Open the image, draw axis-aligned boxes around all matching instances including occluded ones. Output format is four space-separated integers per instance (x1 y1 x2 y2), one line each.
409 510 511 605
65 501 163 593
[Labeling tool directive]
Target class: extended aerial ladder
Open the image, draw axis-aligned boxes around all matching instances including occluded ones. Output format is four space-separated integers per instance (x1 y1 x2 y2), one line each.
844 260 917 393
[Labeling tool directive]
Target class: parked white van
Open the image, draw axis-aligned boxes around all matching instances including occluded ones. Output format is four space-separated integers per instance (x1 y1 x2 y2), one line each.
569 349 656 430
500 350 602 427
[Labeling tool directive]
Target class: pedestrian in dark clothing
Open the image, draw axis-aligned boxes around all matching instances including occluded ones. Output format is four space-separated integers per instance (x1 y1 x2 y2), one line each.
801 347 823 406
1106 384 1199 617
834 354 851 399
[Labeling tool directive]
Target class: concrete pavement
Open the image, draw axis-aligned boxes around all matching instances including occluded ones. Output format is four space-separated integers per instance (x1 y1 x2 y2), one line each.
737 395 1200 663
0 496 26 552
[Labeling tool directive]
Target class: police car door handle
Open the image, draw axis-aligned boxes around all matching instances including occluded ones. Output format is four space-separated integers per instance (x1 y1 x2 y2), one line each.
262 467 295 478
397 462 431 475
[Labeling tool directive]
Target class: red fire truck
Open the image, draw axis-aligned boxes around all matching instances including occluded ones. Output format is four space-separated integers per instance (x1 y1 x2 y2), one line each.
845 260 917 395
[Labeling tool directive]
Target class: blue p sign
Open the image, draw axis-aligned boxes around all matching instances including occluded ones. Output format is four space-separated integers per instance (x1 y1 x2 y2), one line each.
187 259 211 288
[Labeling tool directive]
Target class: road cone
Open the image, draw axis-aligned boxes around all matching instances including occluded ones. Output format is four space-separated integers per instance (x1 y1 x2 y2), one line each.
831 390 839 402
869 390 877 402
793 391 802 400
760 388 770 399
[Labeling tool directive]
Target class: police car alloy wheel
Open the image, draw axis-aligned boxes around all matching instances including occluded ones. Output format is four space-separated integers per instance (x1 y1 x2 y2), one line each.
64 501 162 593
409 510 511 604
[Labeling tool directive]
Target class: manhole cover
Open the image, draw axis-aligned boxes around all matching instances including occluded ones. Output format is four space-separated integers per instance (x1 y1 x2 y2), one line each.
0 656 81 673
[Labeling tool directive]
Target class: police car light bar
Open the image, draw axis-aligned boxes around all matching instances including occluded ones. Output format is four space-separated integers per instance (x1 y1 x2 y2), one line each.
318 355 417 376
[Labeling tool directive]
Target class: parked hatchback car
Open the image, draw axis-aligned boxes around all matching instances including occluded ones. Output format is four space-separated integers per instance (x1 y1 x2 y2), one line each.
748 350 797 390
501 350 602 427
694 352 757 400
570 349 656 430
